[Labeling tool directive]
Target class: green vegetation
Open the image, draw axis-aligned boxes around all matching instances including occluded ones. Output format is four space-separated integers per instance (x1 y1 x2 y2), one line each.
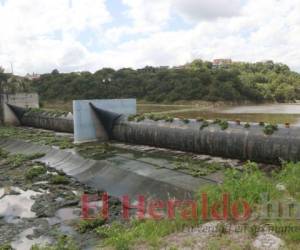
244 123 251 128
31 236 79 250
0 126 74 149
24 108 69 118
0 148 8 158
164 116 174 122
25 165 47 180
200 120 210 130
96 219 191 250
77 218 106 233
174 156 222 177
92 161 300 249
181 118 190 124
212 119 229 130
4 152 44 168
50 174 69 185
277 162 300 199
0 244 13 250
200 162 280 208
33 60 300 104
263 124 278 135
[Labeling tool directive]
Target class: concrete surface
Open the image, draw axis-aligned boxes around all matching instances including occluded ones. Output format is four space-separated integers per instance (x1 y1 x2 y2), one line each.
0 138 214 200
73 99 136 143
0 93 39 125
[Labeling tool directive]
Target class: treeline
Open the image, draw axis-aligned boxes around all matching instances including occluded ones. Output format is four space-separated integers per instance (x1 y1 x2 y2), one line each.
32 60 300 103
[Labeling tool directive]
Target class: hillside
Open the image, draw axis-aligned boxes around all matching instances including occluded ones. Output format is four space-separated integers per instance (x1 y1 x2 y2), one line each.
32 60 300 103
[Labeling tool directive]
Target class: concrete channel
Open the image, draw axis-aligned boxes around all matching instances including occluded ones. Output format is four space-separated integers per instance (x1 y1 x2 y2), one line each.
0 138 218 200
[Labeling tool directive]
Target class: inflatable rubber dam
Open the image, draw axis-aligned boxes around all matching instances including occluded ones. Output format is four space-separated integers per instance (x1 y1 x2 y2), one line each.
8 104 300 164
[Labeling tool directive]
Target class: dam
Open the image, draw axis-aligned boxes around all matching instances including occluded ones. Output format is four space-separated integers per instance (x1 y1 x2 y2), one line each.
5 98 300 165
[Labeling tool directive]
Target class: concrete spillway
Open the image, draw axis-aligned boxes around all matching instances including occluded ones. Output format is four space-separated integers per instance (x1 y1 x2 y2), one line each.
0 138 213 200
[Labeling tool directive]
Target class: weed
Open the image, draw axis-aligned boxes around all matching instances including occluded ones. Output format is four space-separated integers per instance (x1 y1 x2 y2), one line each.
0 126 74 149
0 148 8 159
25 165 47 180
127 114 138 121
200 121 210 130
165 117 174 122
182 118 190 124
276 162 300 199
50 175 69 185
213 118 222 124
219 120 229 130
136 115 145 122
263 124 278 135
174 156 222 177
77 217 106 233
97 219 191 250
31 235 79 250
199 162 280 209
244 123 251 128
0 244 13 250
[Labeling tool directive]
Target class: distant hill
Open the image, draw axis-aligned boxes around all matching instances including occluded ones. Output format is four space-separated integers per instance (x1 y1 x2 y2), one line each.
32 60 300 103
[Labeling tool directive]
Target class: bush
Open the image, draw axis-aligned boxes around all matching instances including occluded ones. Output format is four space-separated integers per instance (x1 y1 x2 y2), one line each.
77 217 106 233
263 124 278 135
244 123 251 128
182 119 190 124
31 236 79 250
25 165 47 180
200 121 210 130
199 162 279 209
50 174 69 185
0 148 8 159
276 162 300 199
0 244 13 250
97 219 191 250
165 117 174 122
219 120 229 130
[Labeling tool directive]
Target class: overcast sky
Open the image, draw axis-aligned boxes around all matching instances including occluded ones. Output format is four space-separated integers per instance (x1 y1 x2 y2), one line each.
0 0 299 75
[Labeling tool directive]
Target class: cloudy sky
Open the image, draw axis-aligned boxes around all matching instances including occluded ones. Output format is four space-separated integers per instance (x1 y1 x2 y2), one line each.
0 0 299 75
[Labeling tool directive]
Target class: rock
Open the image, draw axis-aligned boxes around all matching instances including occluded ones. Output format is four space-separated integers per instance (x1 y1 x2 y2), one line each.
276 183 286 191
253 233 284 250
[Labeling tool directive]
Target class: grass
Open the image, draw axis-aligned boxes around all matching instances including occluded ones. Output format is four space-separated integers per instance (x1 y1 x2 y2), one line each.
174 156 222 177
181 118 190 124
0 126 74 149
200 120 210 130
244 123 251 128
96 219 193 250
24 159 297 249
276 162 300 199
263 124 278 135
0 148 9 158
50 174 69 185
77 217 106 233
31 236 79 250
24 108 69 118
25 165 47 180
199 162 280 209
4 152 45 168
0 245 13 250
